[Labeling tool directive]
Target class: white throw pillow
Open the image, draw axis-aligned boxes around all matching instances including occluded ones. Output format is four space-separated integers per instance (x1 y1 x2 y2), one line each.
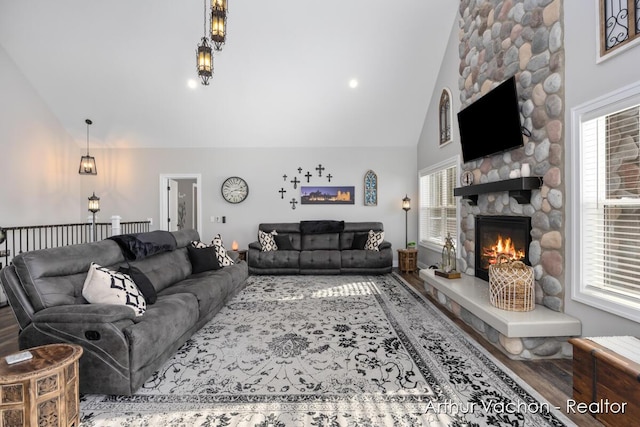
365 230 384 251
212 234 235 266
82 263 146 316
258 230 278 252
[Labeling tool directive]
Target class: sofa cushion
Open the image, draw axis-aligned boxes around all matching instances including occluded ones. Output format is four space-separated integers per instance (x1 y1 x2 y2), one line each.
365 230 385 251
13 239 125 311
258 230 278 251
274 234 295 250
119 265 157 304
351 232 369 250
128 249 192 293
299 250 341 270
301 233 340 251
124 292 199 371
341 249 393 270
187 245 221 274
250 249 299 270
82 263 146 317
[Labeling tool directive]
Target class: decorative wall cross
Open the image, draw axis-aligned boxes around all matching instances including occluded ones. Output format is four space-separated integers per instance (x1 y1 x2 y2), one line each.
298 167 303 174
282 174 288 181
326 174 333 182
316 164 325 177
290 177 300 189
305 171 312 183
290 198 298 209
279 188 287 199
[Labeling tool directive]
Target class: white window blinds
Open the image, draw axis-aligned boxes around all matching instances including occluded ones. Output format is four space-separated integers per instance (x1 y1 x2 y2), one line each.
419 159 458 249
581 104 640 303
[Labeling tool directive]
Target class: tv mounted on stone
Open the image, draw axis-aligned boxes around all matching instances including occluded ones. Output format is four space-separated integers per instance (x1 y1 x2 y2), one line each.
457 75 525 164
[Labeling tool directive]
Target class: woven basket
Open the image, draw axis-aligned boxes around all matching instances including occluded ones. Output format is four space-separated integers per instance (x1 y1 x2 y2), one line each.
488 254 534 312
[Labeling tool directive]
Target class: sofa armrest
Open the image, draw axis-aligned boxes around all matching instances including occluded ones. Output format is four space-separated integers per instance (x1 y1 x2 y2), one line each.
32 304 136 324
248 241 261 250
379 241 392 250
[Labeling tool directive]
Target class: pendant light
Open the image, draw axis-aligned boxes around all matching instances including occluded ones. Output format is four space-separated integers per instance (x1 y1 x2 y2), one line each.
210 0 227 51
78 119 97 175
197 0 213 85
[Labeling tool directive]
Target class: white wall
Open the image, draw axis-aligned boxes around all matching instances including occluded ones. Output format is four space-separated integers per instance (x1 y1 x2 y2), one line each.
80 147 417 262
564 2 640 335
416 19 462 268
0 45 81 226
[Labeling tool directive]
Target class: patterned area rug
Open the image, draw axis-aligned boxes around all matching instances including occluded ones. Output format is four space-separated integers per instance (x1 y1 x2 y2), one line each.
80 274 571 426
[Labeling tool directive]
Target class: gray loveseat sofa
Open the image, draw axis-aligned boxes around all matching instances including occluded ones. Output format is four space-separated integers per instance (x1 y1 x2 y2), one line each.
248 221 392 275
0 229 248 395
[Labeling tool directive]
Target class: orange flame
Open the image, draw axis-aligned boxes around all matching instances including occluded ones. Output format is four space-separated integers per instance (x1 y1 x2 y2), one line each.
482 235 525 265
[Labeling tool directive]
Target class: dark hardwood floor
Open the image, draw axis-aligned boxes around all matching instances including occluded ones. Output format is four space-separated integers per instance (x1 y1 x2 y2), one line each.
0 271 602 426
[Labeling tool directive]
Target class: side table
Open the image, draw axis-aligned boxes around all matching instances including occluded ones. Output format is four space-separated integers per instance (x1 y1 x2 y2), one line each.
397 248 418 273
1 343 83 427
233 249 247 262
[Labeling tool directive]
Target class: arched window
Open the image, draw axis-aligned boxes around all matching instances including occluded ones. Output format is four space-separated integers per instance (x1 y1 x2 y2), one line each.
439 88 452 146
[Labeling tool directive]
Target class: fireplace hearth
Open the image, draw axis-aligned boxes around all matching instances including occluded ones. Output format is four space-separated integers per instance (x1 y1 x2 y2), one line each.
475 215 532 281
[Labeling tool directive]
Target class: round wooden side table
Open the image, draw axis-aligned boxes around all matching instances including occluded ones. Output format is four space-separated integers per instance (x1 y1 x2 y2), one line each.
0 343 83 427
398 248 418 273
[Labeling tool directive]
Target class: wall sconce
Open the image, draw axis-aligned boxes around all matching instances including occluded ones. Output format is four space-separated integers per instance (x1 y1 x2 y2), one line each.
78 119 97 175
211 0 227 51
88 192 100 242
402 195 411 248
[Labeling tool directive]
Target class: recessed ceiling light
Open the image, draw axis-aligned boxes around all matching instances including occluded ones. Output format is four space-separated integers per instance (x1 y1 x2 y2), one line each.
187 79 198 89
349 79 359 89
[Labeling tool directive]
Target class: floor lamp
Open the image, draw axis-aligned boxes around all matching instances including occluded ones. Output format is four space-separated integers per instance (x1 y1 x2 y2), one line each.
402 195 411 248
88 192 100 242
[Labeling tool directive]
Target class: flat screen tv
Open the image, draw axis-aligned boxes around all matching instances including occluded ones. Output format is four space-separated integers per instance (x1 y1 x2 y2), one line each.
457 76 524 163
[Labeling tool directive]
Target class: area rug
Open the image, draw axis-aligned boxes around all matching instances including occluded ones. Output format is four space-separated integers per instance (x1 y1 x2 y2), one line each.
80 274 571 426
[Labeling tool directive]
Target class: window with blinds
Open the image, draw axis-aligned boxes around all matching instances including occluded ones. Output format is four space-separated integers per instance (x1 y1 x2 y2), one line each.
419 158 458 250
572 81 640 322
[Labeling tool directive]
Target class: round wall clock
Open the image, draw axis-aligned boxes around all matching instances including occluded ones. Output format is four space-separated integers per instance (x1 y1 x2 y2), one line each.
221 176 249 203
461 170 474 186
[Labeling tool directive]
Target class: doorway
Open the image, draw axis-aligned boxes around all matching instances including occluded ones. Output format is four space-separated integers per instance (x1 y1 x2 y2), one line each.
159 174 202 235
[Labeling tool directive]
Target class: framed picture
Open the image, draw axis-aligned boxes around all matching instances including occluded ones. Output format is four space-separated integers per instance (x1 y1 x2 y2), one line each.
301 186 355 205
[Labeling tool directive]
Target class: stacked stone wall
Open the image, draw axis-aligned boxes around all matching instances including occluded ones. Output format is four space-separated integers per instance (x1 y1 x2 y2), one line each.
429 0 567 359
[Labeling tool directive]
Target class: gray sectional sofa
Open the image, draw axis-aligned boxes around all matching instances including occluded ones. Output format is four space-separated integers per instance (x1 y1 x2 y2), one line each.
0 229 248 395
248 221 392 275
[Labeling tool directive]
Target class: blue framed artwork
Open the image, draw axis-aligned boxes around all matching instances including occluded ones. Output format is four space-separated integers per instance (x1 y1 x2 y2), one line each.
364 170 377 206
300 186 355 205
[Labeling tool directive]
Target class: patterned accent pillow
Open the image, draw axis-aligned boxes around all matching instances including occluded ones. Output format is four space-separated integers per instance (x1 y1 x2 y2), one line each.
191 240 208 249
82 263 146 316
258 230 278 252
212 234 235 266
365 230 385 251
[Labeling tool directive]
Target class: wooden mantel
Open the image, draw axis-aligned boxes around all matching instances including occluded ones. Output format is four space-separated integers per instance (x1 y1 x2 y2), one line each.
454 176 543 205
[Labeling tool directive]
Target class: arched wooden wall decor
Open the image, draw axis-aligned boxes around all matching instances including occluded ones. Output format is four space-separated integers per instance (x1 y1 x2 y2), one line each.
364 170 378 206
439 88 452 147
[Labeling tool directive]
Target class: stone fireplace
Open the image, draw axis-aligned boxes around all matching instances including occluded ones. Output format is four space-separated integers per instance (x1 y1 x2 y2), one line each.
475 215 532 282
419 0 578 360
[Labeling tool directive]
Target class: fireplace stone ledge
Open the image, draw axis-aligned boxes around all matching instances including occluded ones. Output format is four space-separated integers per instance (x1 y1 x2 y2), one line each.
419 269 581 339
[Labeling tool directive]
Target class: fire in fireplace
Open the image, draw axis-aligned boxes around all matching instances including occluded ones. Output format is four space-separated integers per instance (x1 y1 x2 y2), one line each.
475 215 532 281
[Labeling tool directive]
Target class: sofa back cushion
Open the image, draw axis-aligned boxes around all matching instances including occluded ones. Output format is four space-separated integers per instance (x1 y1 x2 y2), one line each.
301 233 340 251
13 240 125 311
127 229 200 293
258 223 301 251
340 222 385 250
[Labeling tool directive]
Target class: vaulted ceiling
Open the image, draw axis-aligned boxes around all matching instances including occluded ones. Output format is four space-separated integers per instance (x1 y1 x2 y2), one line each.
0 1 458 148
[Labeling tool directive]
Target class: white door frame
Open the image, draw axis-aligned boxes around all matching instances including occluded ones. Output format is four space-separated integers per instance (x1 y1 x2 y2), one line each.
159 173 203 235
